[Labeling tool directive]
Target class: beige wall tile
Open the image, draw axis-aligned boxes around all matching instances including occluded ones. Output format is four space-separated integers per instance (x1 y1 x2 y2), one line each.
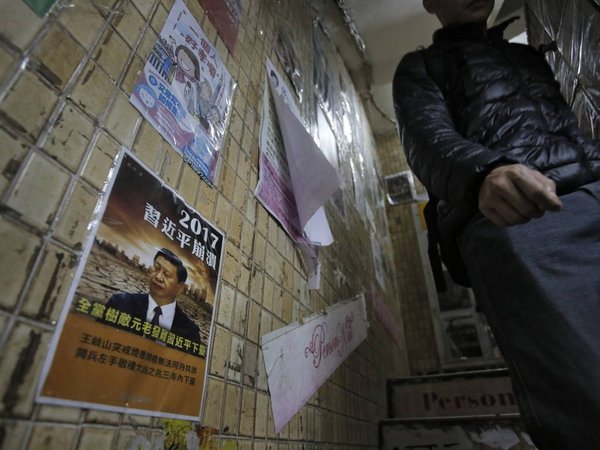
84 409 121 424
209 325 229 378
113 429 140 450
231 175 247 211
195 186 215 220
44 102 94 171
36 405 81 422
81 131 120 190
1 71 58 141
150 4 168 34
94 28 131 81
200 12 218 43
216 282 235 328
237 258 251 295
0 219 41 309
178 164 200 206
132 0 154 19
219 161 236 202
105 90 141 146
0 323 50 417
34 23 86 90
113 1 145 48
26 425 76 450
202 377 224 429
0 420 28 450
133 120 163 169
0 128 29 197
159 146 183 189
0 0 45 50
252 233 265 267
228 334 244 383
137 27 158 61
222 382 241 435
215 193 231 231
255 347 267 392
240 219 254 257
21 245 77 323
58 0 106 50
5 153 70 228
263 276 276 312
264 243 278 279
0 45 17 84
242 341 258 388
121 55 144 94
254 391 268 438
232 293 248 336
239 387 255 436
77 427 117 449
54 181 97 247
221 241 240 287
70 62 114 119
271 287 283 320
246 299 260 344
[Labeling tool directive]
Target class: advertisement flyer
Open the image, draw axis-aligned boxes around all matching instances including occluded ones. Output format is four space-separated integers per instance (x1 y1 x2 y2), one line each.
261 295 369 432
37 150 224 419
256 58 303 242
198 0 243 54
130 0 235 184
256 60 340 288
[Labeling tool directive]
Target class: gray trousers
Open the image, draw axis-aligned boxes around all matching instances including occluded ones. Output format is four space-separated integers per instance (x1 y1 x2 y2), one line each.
459 181 600 450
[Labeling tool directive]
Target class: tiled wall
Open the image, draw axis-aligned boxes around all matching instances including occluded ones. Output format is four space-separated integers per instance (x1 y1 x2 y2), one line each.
0 0 409 448
375 132 439 375
525 0 600 138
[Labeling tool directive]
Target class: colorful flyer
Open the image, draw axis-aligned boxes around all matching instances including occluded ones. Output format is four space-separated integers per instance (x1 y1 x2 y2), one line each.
198 0 243 54
261 295 369 432
37 150 224 420
130 0 235 184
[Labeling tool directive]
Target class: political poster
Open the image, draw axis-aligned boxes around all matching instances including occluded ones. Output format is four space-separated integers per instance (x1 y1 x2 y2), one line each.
130 0 235 185
37 150 224 420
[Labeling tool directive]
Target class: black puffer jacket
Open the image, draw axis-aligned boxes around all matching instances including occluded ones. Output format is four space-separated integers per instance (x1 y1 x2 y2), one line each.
393 21 600 238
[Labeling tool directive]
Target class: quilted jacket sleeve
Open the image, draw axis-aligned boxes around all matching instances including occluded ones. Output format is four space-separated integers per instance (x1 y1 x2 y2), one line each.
392 51 518 208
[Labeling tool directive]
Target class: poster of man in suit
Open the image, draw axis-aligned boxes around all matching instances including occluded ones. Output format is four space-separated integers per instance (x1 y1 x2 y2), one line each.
37 150 224 420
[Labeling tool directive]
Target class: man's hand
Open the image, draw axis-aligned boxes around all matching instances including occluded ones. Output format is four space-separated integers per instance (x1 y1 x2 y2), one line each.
478 164 563 227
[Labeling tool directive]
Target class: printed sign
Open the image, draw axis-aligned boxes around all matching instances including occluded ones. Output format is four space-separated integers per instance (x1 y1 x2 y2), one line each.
257 60 341 288
256 59 303 242
380 418 534 450
387 370 518 419
37 150 224 419
130 0 235 184
261 295 369 432
198 0 243 54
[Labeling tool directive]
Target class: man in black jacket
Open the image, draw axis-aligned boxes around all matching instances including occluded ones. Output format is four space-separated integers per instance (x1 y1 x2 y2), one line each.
106 248 200 344
393 1 600 448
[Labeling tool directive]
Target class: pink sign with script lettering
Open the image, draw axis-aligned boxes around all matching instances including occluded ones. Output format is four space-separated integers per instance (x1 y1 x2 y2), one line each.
261 295 369 432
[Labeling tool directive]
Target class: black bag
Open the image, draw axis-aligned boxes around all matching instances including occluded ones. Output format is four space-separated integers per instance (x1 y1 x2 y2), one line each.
424 196 471 288
419 48 472 288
